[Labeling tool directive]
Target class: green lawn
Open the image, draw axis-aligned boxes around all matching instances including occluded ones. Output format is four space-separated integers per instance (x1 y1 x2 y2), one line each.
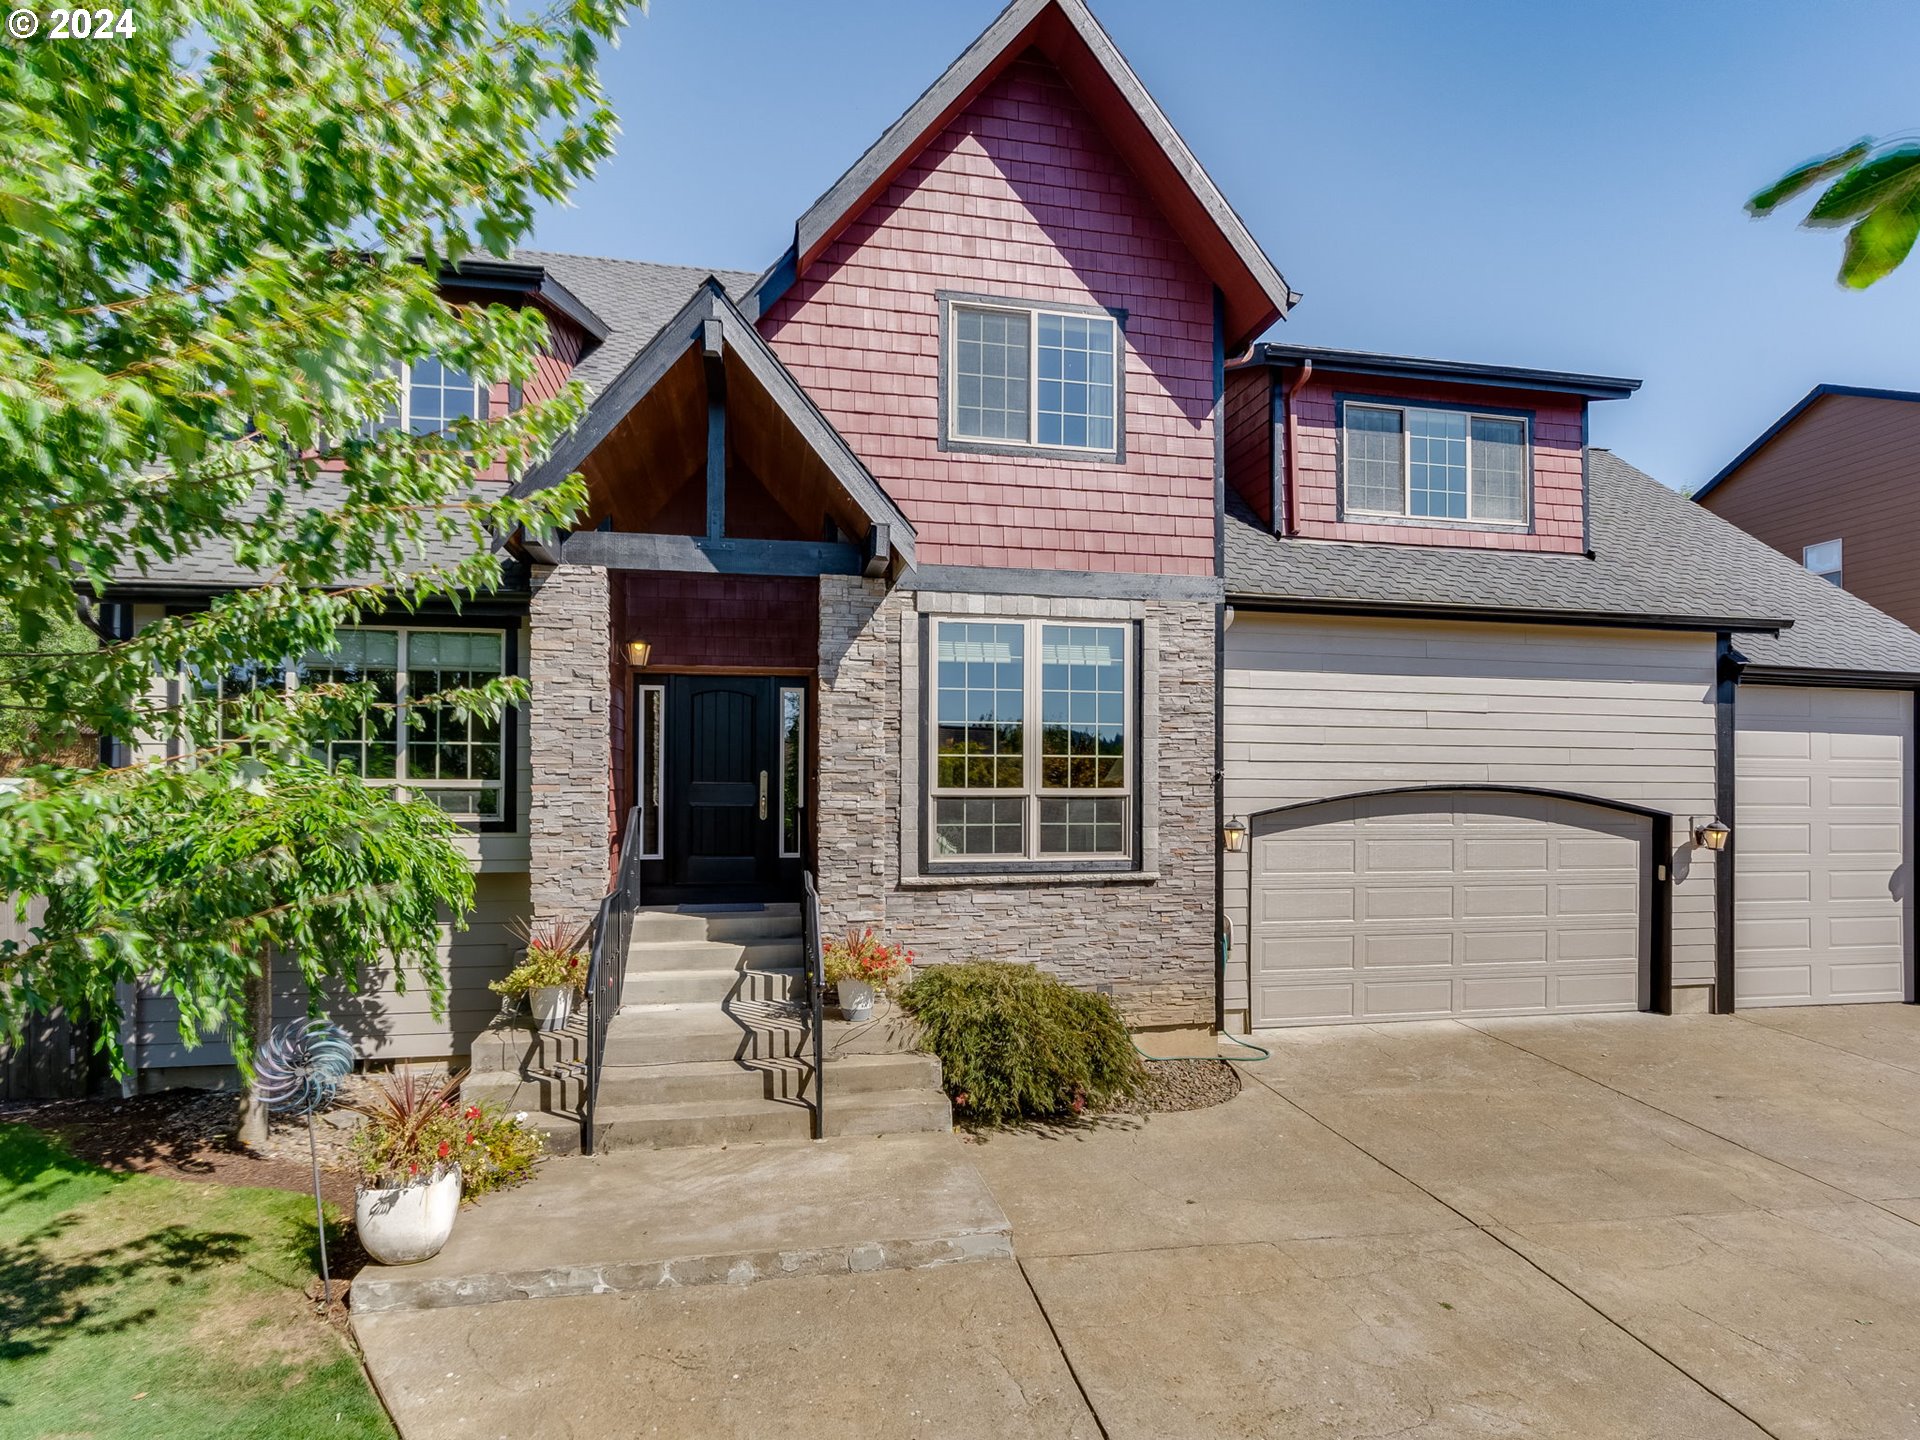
0 1122 395 1438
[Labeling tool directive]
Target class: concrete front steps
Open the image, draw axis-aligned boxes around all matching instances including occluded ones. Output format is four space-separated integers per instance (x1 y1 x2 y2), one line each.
465 902 951 1152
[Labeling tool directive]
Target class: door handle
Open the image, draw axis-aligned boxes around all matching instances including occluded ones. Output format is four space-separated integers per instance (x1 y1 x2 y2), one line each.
759 770 769 821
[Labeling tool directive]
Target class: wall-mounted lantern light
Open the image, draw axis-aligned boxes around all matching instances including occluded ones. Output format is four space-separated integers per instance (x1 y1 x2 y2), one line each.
1222 817 1248 853
625 639 652 668
1693 818 1731 852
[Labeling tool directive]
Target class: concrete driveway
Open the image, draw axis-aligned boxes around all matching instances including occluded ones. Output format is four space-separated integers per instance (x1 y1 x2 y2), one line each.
359 1006 1920 1439
969 1005 1920 1439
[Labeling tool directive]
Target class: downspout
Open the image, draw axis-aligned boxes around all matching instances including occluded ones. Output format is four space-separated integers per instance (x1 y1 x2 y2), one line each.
1281 360 1313 536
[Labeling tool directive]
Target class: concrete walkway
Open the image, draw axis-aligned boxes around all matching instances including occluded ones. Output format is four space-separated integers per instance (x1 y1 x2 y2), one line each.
352 1134 1010 1313
355 1005 1920 1439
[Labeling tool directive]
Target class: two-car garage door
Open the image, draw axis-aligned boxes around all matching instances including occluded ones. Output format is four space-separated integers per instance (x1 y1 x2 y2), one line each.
1249 791 1649 1026
1735 686 1912 1007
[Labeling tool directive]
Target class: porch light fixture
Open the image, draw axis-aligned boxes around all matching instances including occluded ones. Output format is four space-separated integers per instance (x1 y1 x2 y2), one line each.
1693 818 1731 852
625 639 652 668
1222 817 1248 853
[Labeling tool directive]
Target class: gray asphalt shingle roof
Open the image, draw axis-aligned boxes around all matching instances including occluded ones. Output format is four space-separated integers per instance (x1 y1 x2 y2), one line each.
1225 449 1920 677
512 251 760 400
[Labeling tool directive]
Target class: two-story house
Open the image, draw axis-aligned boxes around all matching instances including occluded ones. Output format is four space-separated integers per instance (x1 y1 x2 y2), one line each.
106 0 1920 1136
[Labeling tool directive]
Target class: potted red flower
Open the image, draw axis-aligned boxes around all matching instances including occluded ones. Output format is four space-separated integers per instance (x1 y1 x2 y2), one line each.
823 927 915 1020
491 914 593 1031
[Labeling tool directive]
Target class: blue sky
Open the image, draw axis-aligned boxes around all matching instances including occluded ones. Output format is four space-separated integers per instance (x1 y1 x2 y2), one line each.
527 0 1920 492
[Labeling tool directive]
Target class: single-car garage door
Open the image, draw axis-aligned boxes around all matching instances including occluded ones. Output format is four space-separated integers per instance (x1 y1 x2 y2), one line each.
1735 685 1912 1007
1249 790 1650 1027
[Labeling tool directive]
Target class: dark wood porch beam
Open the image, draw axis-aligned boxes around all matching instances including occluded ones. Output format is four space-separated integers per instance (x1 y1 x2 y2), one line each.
558 531 863 577
703 317 726 541
862 522 891 578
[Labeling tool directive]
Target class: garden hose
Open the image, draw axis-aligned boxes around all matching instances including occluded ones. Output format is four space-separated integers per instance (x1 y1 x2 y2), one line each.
1127 916 1271 1067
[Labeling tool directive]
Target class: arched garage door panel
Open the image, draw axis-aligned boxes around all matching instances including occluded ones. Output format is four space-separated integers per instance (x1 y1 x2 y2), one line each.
1250 791 1650 1027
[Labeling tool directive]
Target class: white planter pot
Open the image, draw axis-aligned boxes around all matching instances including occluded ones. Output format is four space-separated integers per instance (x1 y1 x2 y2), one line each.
530 985 574 1032
838 977 875 1020
356 1164 462 1266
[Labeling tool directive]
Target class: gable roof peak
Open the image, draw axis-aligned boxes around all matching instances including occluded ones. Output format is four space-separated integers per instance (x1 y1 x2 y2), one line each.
766 0 1293 351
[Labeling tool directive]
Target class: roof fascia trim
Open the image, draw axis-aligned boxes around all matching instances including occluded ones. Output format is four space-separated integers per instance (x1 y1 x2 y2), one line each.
1736 664 1920 690
1243 346 1639 401
1223 593 1792 635
438 260 611 345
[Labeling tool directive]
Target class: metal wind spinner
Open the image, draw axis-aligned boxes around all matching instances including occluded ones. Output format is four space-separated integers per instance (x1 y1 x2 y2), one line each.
255 1017 356 1309
256 1018 356 1116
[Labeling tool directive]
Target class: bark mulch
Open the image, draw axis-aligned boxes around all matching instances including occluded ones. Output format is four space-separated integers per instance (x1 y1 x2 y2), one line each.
4 1087 364 1212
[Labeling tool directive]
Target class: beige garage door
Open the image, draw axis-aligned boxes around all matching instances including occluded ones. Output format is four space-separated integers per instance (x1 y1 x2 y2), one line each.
1249 791 1649 1027
1735 686 1912 1007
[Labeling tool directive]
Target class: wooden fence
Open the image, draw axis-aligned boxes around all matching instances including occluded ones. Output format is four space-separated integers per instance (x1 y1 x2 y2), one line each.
1 897 95 1102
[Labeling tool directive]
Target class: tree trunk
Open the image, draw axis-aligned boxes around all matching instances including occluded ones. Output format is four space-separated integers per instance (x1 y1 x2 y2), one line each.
234 956 273 1149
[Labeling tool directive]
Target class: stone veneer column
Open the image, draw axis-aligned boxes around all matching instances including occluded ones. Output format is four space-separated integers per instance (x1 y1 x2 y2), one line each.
528 563 612 920
814 575 1219 1031
815 574 899 928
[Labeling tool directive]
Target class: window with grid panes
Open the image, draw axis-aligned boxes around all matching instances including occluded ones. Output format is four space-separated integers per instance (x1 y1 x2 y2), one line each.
301 629 506 822
929 618 1131 862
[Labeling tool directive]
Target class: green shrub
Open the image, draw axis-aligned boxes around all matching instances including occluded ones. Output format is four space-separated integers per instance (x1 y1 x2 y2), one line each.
898 961 1147 1125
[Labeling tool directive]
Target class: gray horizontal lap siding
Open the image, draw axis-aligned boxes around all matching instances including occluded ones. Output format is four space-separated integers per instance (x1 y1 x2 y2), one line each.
1221 614 1721 1028
131 871 529 1074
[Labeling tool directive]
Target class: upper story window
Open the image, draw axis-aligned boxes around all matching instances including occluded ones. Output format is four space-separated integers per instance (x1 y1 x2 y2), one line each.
1342 402 1530 525
942 294 1122 459
1803 539 1843 586
371 359 492 437
928 618 1132 864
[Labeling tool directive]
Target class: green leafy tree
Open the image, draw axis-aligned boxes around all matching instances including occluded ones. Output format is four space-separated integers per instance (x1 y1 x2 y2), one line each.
0 0 628 1137
1750 137 1920 287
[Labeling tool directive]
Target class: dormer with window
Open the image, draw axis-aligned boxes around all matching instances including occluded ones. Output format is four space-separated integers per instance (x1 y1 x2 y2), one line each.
1224 345 1639 553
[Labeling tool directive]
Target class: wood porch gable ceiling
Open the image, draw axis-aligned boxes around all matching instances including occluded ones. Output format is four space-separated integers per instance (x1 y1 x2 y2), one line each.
511 278 917 573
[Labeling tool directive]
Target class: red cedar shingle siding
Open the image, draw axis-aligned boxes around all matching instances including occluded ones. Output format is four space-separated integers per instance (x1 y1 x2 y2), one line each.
1223 366 1273 527
1285 374 1586 553
477 311 586 481
760 53 1219 577
1700 394 1920 631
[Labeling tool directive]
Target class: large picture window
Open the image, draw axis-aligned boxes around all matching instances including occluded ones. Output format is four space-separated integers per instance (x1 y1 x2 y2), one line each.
1341 402 1530 525
946 297 1120 456
929 619 1132 863
300 628 508 823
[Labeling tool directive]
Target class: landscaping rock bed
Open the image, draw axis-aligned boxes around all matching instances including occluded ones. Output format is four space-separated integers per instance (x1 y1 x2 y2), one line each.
1130 1057 1242 1112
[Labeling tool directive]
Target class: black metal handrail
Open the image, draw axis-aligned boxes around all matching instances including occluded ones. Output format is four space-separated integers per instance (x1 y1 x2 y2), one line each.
802 870 826 1140
582 805 644 1155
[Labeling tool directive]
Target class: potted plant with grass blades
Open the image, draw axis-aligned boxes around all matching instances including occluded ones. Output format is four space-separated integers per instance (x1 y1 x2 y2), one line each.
349 1068 547 1265
491 914 592 1031
824 926 915 1020
348 1069 467 1264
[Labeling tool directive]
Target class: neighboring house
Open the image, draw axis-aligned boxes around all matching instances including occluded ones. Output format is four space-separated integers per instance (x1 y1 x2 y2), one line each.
1697 385 1920 629
102 0 1920 1094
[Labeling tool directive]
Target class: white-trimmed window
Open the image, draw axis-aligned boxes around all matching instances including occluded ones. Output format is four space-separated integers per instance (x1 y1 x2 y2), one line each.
1803 539 1843 586
947 301 1119 454
929 619 1131 862
372 359 491 437
300 628 508 822
1342 402 1530 524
